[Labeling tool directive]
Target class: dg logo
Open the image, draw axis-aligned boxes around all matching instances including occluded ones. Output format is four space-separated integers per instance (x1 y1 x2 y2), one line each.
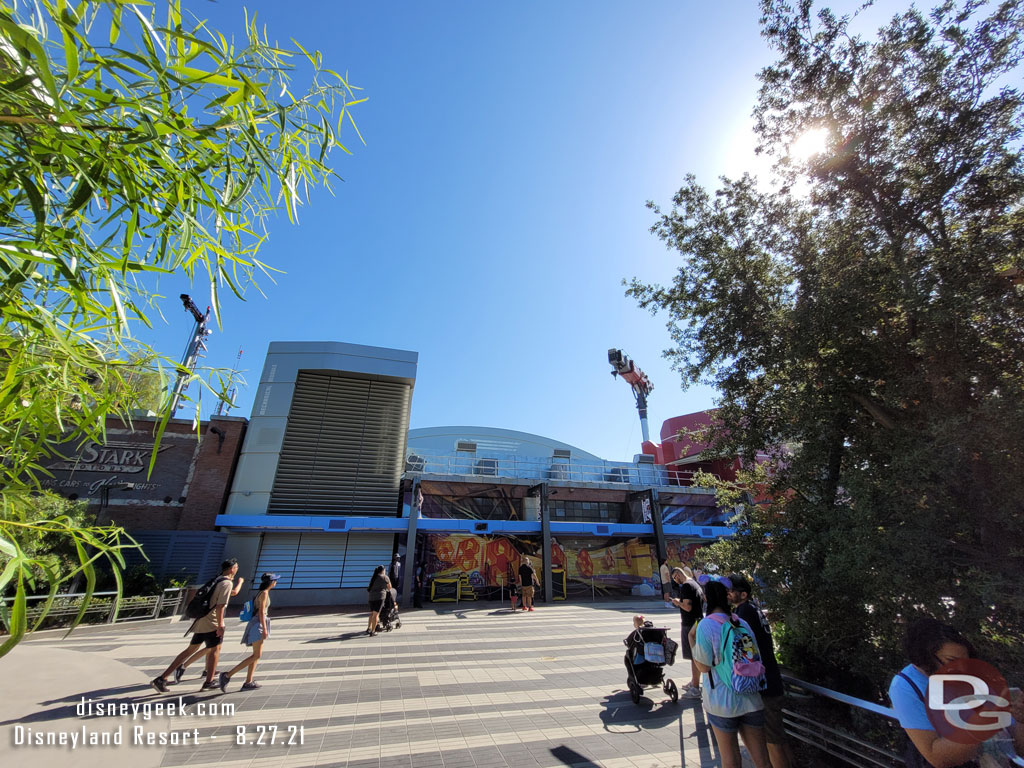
927 658 1013 744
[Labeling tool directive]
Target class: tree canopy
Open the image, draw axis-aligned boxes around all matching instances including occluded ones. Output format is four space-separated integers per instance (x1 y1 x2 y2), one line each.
630 0 1024 696
0 0 363 655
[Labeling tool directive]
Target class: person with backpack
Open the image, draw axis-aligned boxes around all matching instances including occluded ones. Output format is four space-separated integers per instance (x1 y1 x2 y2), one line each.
151 559 244 693
669 566 706 698
219 572 279 692
727 573 794 768
889 619 1024 768
689 579 772 768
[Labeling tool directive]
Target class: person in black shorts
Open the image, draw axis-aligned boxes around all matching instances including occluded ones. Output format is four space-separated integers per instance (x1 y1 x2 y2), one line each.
366 565 391 636
669 566 705 698
152 558 244 693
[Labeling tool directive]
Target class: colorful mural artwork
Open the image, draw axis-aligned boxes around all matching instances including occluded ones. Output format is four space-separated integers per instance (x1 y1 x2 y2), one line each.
423 533 682 597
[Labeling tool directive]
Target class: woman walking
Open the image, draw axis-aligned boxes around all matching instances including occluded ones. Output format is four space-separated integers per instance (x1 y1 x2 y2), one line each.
219 572 278 692
366 565 391 636
689 579 771 768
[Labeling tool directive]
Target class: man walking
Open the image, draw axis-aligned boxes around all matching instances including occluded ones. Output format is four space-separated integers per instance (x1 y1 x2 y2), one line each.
518 556 540 611
669 566 705 699
389 554 402 596
728 573 794 768
152 558 244 693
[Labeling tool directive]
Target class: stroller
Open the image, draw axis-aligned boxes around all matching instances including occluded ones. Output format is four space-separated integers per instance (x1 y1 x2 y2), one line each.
624 622 679 704
378 588 402 632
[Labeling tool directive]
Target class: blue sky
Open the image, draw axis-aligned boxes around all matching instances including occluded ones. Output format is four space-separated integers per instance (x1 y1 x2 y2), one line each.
140 1 860 461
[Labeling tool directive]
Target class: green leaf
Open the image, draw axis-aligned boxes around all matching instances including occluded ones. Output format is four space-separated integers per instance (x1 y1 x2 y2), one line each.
0 534 16 558
110 4 123 44
64 540 96 636
29 561 59 633
0 574 27 658
17 172 46 229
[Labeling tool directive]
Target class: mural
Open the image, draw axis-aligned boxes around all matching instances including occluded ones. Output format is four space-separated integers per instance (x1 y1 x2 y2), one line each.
423 533 684 598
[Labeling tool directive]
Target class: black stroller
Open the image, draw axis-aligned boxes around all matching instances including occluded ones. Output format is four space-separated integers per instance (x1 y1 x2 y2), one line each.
624 622 679 704
379 588 402 632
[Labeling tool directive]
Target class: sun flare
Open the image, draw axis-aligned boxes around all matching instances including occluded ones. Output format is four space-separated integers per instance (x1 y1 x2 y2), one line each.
790 127 829 161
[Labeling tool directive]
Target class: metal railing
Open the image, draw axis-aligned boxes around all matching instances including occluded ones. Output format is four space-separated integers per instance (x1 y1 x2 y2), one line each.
405 453 709 486
781 675 904 767
1 587 187 631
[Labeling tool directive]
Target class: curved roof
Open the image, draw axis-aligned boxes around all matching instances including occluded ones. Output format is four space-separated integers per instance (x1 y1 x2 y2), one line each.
407 426 603 461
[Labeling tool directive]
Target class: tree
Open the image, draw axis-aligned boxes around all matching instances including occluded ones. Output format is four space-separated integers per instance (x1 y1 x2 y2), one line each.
630 0 1024 697
0 0 363 656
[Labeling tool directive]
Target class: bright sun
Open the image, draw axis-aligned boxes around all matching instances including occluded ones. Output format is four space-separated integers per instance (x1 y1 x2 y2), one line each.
790 128 829 161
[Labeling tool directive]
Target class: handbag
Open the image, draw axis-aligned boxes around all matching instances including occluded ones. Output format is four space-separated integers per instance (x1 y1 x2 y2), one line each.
239 599 253 622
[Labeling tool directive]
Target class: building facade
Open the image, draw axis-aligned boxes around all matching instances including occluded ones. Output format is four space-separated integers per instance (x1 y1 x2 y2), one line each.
213 341 735 607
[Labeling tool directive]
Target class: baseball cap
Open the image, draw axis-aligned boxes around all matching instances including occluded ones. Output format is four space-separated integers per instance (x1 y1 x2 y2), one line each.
261 572 281 582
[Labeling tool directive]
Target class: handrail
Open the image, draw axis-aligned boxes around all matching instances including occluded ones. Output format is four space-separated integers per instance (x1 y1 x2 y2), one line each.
0 587 187 630
782 674 899 720
781 674 904 767
404 453 713 486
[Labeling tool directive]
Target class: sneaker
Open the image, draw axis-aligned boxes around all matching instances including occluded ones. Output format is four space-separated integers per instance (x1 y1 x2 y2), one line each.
219 672 231 693
151 677 169 694
241 681 261 691
200 680 219 691
173 666 185 684
682 685 702 699
528 607 535 611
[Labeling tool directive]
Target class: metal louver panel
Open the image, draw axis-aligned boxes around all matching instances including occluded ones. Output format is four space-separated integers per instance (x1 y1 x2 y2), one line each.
253 534 301 589
339 533 394 588
268 372 411 515
291 534 348 588
254 533 392 590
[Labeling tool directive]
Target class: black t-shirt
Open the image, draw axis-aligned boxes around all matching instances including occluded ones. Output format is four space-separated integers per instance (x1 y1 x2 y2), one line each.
735 600 784 697
519 563 536 587
674 579 705 626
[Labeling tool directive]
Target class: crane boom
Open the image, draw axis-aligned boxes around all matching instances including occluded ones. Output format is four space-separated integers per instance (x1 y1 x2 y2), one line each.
608 348 654 444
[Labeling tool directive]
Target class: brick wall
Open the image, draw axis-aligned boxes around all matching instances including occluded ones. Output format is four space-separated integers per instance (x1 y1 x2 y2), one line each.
178 416 247 530
82 415 246 531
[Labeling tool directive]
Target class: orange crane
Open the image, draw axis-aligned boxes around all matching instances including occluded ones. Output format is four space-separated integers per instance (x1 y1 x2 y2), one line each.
608 348 653 444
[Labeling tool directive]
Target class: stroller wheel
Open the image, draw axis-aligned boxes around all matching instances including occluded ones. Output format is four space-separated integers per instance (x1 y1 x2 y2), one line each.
395 620 401 629
665 679 678 704
629 681 640 704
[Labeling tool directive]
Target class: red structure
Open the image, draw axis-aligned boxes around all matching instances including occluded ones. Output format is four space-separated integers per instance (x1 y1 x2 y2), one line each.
642 410 767 486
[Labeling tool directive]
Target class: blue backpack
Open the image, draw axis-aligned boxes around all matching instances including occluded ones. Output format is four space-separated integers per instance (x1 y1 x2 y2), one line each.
707 613 766 694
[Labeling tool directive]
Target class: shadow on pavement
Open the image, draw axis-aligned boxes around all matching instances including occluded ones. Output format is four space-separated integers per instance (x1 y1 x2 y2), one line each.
550 745 600 767
598 689 691 732
302 631 373 643
681 705 720 768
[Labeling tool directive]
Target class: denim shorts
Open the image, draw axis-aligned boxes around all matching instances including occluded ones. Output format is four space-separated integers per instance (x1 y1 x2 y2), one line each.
706 709 765 733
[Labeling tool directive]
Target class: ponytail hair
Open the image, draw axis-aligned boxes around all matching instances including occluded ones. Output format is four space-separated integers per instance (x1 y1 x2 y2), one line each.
703 580 740 628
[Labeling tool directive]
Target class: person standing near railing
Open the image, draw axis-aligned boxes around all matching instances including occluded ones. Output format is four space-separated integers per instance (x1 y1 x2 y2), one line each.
689 579 772 768
727 573 794 768
889 619 1024 768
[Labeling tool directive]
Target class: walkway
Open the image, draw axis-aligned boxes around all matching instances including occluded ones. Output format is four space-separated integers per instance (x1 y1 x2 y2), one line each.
2 600 755 767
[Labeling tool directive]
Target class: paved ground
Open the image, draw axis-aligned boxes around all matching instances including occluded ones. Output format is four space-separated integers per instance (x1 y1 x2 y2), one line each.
2 600 757 768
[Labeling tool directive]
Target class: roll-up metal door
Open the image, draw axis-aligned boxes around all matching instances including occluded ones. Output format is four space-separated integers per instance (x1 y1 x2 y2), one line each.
253 533 301 588
254 533 393 589
291 534 348 588
268 372 411 515
340 533 394 588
